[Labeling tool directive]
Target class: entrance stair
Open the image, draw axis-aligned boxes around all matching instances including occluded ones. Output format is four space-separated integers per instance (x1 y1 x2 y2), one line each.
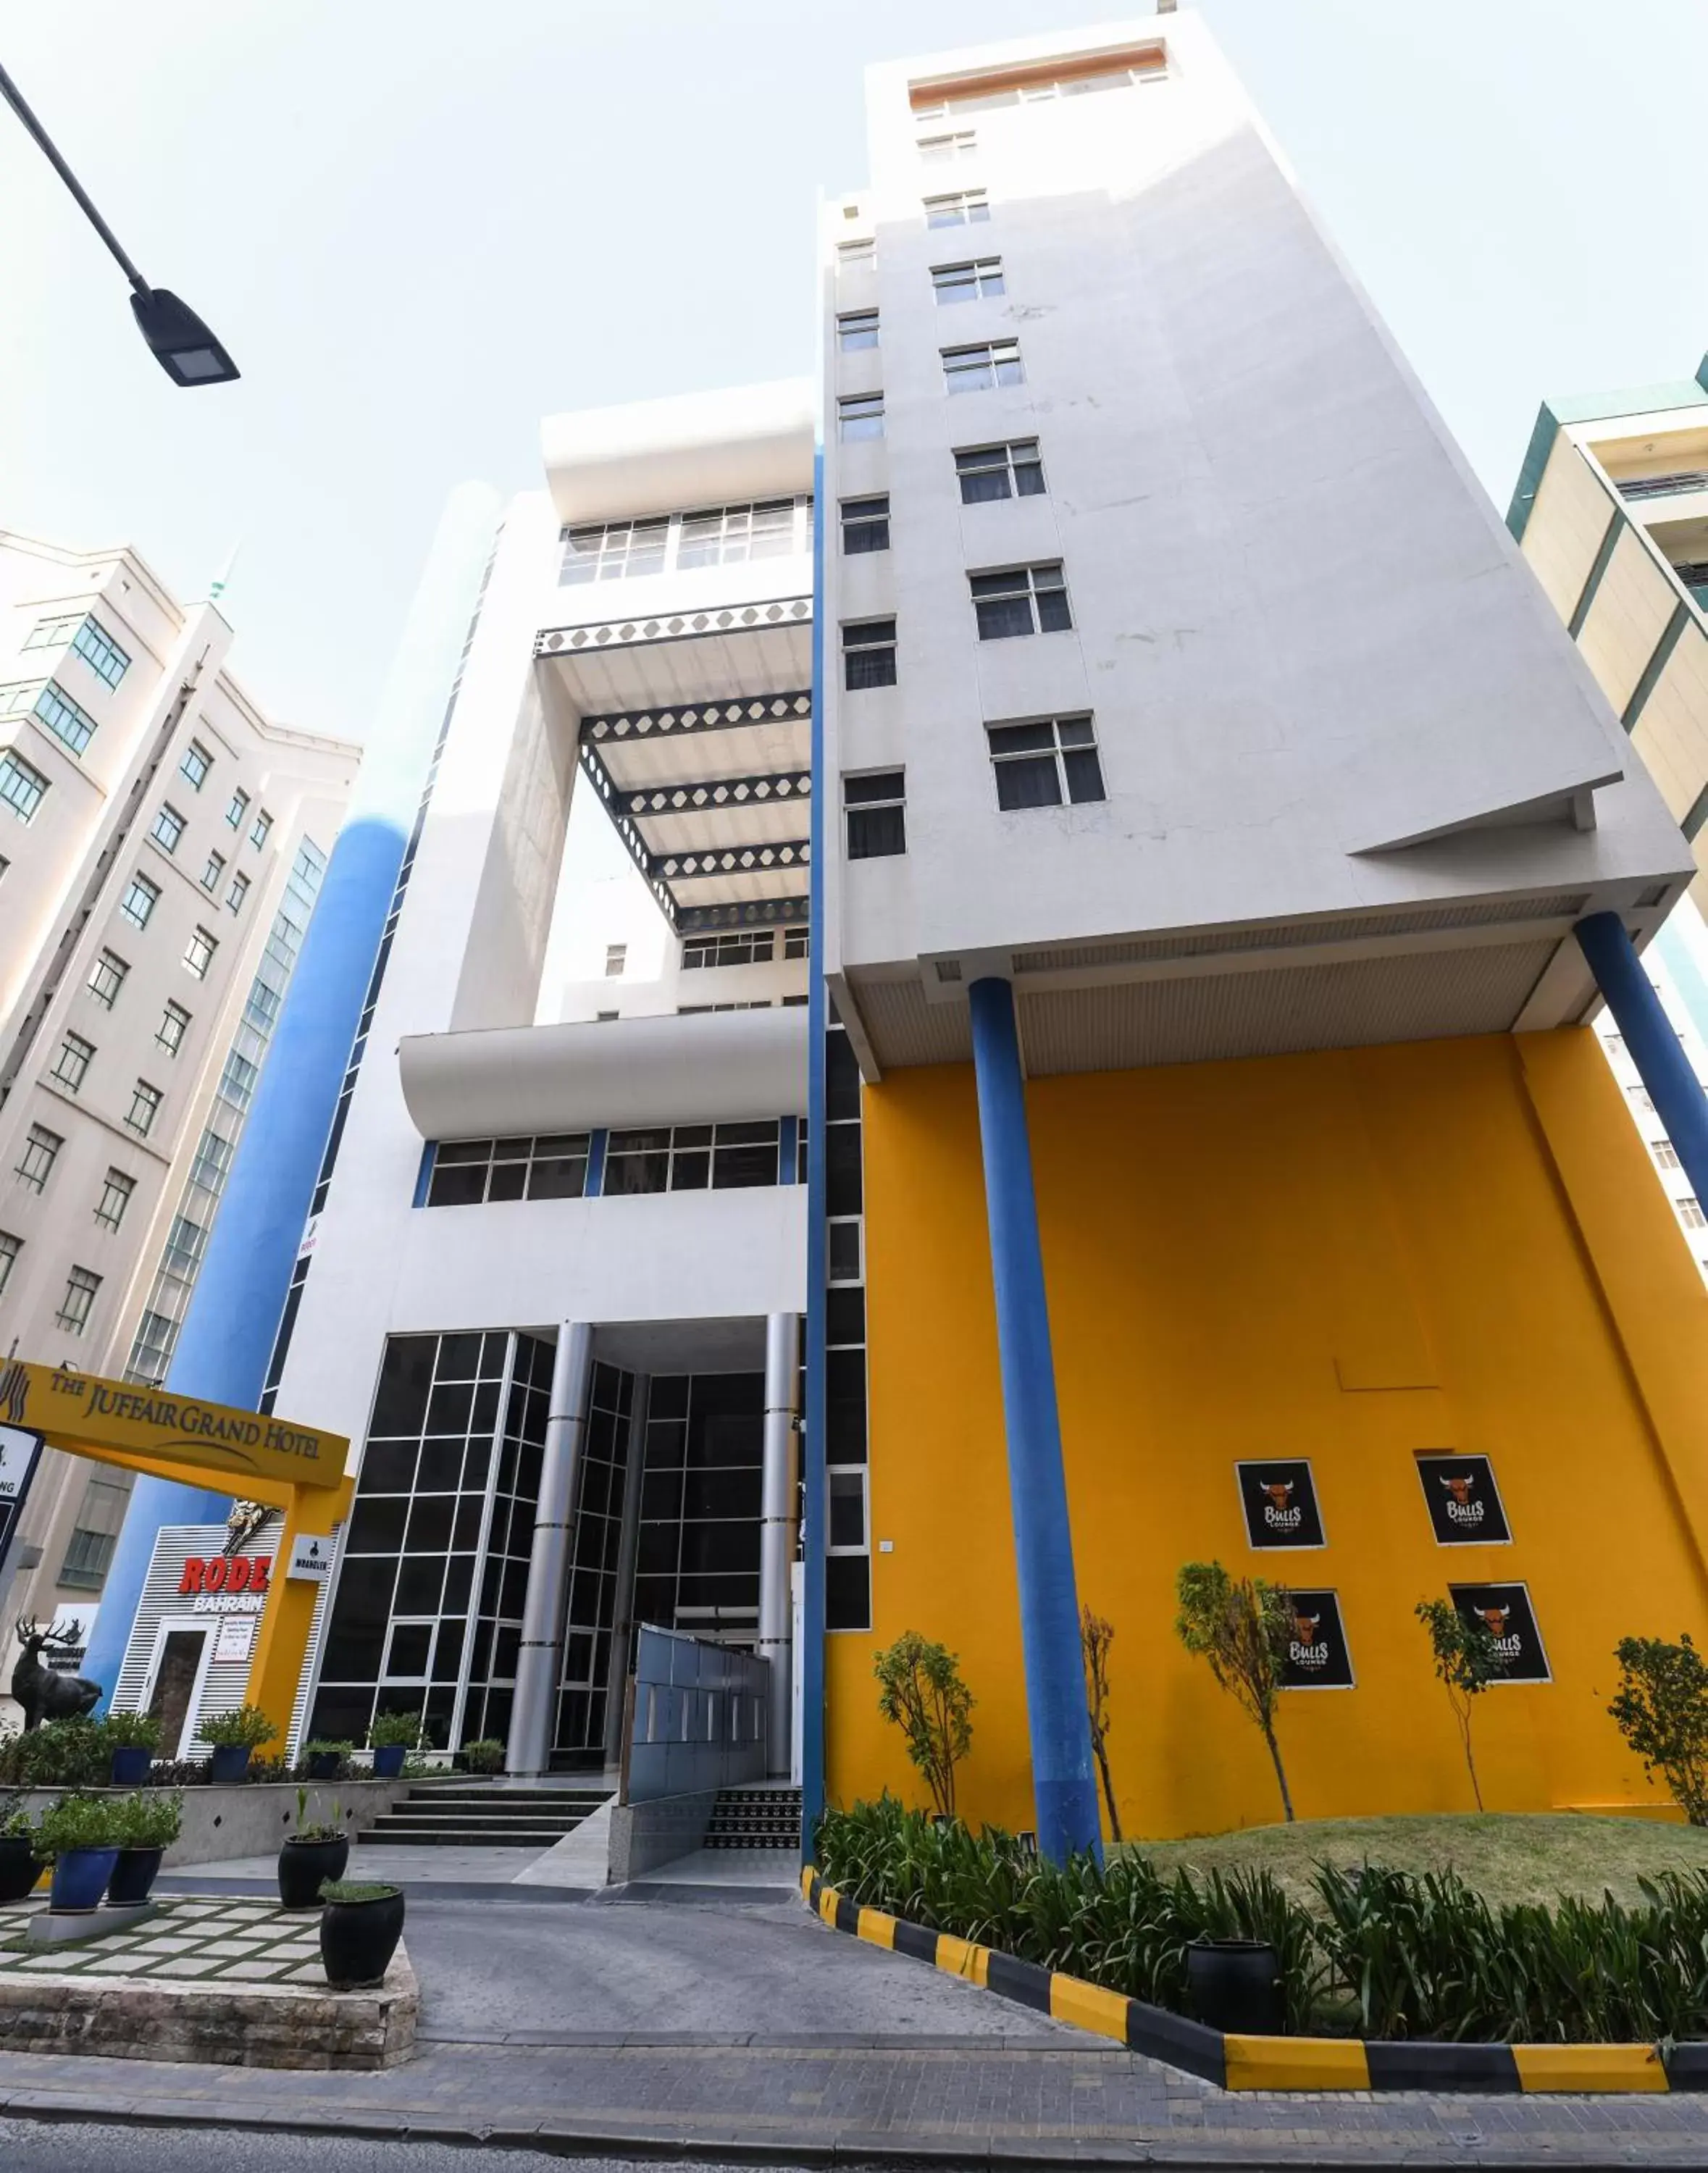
358 1784 611 1848
703 1786 801 1851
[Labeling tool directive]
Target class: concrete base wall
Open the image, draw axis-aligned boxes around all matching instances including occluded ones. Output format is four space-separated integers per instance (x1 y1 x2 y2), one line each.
608 1789 717 1881
18 1778 424 1867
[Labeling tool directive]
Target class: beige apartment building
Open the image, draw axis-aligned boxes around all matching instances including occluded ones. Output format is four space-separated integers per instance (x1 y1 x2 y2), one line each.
0 529 355 1688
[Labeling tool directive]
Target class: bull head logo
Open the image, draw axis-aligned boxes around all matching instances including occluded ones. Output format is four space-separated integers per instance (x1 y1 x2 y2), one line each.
1262 1481 1294 1510
1439 1475 1475 1506
1480 1605 1511 1636
1292 1612 1320 1644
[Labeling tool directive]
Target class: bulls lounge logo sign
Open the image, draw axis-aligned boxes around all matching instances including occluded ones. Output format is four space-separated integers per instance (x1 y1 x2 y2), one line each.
1415 1453 1511 1546
1449 1581 1549 1683
1236 1459 1325 1549
1278 1588 1354 1689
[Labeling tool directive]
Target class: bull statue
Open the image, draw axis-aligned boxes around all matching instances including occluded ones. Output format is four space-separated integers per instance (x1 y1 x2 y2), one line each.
10 1617 102 1733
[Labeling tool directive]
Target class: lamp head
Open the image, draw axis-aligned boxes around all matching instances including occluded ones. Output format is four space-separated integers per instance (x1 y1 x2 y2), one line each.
130 286 239 386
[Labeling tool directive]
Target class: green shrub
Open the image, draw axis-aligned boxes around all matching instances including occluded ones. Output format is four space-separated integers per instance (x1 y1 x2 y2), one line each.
1175 1562 1297 1822
304 1739 354 1761
1609 1634 1708 1825
0 1717 108 1788
201 1704 279 1750
873 1633 974 1817
288 1785 342 1843
461 1739 504 1774
114 1791 182 1849
320 1880 399 1904
101 1711 162 1752
34 1793 125 1855
368 1709 422 1750
1415 1598 1504 1810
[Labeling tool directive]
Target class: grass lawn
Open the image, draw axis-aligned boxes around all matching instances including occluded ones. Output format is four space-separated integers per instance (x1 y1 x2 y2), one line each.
1126 1813 1708 1909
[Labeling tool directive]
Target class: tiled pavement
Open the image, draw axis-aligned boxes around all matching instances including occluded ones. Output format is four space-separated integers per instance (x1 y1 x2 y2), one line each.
0 1897 326 1985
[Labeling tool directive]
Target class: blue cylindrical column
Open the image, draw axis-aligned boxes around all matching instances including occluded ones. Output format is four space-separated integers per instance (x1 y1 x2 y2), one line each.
967 975 1102 1863
84 484 501 1706
1576 910 1708 1208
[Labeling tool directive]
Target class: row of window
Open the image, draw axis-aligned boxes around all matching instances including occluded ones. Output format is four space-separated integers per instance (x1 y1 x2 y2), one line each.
23 612 131 688
560 496 811 587
424 1121 792 1207
840 445 1042 566
840 563 1070 698
683 928 809 970
0 1228 104 1338
834 256 1005 356
836 339 1023 443
911 54 1165 122
843 714 1103 859
148 801 253 913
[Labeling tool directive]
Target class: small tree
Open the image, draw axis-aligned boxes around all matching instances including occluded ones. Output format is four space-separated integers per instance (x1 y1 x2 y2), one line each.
1415 1597 1504 1810
874 1631 974 1817
1080 1606 1123 1843
1609 1632 1708 1825
1174 1562 1296 1823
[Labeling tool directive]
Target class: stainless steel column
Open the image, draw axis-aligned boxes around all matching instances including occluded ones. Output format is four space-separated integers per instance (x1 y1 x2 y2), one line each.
602 1373 649 1769
758 1312 800 1778
506 1320 595 1776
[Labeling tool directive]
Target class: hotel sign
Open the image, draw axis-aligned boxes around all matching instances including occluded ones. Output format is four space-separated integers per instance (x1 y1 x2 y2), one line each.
0 1358 346 1491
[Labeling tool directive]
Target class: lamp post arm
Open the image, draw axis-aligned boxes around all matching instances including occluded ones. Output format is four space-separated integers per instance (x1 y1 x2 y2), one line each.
0 58 149 293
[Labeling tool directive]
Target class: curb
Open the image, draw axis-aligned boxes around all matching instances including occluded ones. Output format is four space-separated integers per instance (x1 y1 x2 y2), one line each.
802 1867 1678 2095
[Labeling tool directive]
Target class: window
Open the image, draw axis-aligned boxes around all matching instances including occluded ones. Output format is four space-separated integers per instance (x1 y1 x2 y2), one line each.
218 1050 260 1112
120 872 160 928
426 1134 592 1207
127 1080 163 1136
918 129 977 164
0 1231 17 1297
603 1121 780 1195
94 1169 134 1231
837 393 884 443
180 740 212 790
837 237 876 270
57 1475 130 1591
829 1218 862 1282
183 926 217 979
227 871 250 916
201 849 225 890
559 517 669 585
595 1009 619 1023
840 495 889 554
783 927 809 960
51 1031 95 1093
16 1124 62 1193
163 1214 208 1276
56 1266 101 1336
837 309 879 351
22 613 83 653
0 749 49 823
1681 1197 1707 1231
34 682 99 756
845 771 906 859
925 188 989 227
943 338 1023 393
971 561 1071 638
1630 1084 1656 1114
156 999 191 1055
913 54 1165 114
932 256 1005 304
87 949 128 1008
988 715 1105 808
605 943 627 978
250 808 272 850
683 930 774 970
829 1469 868 1552
956 438 1045 503
226 787 250 829
190 1127 233 1190
842 619 897 691
70 619 130 688
151 803 187 853
676 501 795 569
1654 1141 1682 1171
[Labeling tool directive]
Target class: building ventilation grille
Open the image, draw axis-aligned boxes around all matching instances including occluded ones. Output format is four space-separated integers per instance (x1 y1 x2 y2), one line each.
1636 884 1671 909
1010 895 1591 976
934 959 963 982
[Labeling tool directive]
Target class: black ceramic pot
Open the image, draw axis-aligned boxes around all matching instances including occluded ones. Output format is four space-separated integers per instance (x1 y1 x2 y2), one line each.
107 1846 164 1906
0 1835 41 1906
1185 1939 1284 2034
319 1886 406 1988
277 1834 350 1910
306 1751 342 1780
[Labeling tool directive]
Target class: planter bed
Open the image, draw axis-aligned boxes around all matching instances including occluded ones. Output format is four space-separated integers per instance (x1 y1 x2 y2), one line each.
803 1868 1686 2094
14 1776 446 1870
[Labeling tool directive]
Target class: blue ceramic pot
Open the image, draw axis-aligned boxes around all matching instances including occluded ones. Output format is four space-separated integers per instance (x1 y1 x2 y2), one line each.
210 1743 251 1785
109 1746 151 1787
371 1745 406 1779
50 1846 120 1912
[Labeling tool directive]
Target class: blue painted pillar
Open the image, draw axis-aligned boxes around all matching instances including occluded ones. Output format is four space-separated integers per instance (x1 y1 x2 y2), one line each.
1576 911 1708 1210
966 975 1101 1864
84 484 501 1706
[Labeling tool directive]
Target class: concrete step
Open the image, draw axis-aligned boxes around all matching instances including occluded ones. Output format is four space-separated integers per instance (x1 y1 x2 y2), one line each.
366 1808 592 1829
356 1825 574 1847
401 1788 610 1806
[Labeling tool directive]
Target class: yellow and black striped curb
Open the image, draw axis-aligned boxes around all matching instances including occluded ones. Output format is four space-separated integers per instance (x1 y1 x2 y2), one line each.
803 1867 1696 2094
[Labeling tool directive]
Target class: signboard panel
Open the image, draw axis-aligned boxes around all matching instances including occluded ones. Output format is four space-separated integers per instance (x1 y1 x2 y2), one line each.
214 1616 256 1664
0 1357 346 1490
1236 1459 1326 1549
0 1424 44 1572
1449 1581 1550 1683
1277 1588 1355 1689
1416 1453 1511 1545
288 1535 334 1582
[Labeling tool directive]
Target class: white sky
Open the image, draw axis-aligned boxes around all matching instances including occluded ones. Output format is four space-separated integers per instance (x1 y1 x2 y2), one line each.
3 0 1706 746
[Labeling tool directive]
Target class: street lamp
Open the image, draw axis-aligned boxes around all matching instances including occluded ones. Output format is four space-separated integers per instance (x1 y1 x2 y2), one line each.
0 57 239 387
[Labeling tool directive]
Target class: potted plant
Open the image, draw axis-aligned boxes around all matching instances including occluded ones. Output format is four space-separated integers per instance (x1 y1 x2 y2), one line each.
34 1791 124 1912
319 1879 406 1988
278 1786 350 1909
367 1709 421 1780
201 1703 278 1784
102 1710 162 1788
0 1799 40 1906
107 1790 181 1905
303 1738 353 1782
461 1738 504 1775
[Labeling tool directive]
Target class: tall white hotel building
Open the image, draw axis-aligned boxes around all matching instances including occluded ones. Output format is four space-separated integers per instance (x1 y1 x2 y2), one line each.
83 14 1708 1851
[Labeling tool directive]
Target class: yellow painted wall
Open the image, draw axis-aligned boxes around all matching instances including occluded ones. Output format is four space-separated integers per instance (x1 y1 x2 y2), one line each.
1577 527 1679 715
1523 440 1615 624
826 1027 1708 1838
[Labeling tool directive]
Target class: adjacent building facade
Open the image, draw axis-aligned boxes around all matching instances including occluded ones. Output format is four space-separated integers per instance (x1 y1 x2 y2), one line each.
0 529 355 1699
80 11 1708 1846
